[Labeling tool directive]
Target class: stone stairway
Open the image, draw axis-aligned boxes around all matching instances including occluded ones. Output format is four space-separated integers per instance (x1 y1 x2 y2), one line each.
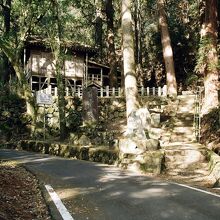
163 94 209 178
162 141 215 188
118 94 212 183
163 143 207 175
169 95 195 143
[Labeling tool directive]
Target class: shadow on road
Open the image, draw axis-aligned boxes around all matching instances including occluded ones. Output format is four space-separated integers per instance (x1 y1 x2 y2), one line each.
0 149 220 220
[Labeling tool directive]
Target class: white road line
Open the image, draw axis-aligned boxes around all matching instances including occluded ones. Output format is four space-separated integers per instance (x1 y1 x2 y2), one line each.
172 182 220 198
45 184 74 220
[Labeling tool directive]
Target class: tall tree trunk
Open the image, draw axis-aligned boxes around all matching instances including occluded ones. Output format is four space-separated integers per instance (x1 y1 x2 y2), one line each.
1 55 10 83
134 0 142 66
105 0 117 87
158 0 177 97
200 0 219 115
0 37 36 123
122 0 139 119
134 0 143 86
51 0 67 140
13 63 36 128
94 0 103 59
56 64 66 140
0 0 50 134
1 0 11 83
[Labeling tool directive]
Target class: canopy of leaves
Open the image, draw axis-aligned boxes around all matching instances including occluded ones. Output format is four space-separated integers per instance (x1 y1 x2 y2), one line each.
0 0 219 88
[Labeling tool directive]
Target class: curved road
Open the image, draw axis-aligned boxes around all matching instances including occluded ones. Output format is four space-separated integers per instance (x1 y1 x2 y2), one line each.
0 149 220 220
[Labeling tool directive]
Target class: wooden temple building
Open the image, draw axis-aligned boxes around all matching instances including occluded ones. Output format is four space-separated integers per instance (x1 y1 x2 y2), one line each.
24 38 120 94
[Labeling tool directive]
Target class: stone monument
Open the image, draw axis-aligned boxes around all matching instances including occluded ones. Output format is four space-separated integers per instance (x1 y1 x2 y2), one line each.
82 87 98 124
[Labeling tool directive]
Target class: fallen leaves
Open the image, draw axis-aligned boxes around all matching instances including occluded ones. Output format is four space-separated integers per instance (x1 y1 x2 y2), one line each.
0 160 51 220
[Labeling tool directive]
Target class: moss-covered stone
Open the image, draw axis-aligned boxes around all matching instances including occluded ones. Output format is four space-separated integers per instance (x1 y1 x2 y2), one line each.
138 151 164 174
120 150 165 174
89 147 118 164
207 150 220 185
69 146 80 158
58 144 70 157
79 147 89 160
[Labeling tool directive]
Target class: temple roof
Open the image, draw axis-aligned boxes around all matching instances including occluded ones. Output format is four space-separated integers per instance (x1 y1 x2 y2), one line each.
25 36 97 54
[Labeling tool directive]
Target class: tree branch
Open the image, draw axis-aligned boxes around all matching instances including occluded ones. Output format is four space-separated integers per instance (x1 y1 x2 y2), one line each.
0 37 15 62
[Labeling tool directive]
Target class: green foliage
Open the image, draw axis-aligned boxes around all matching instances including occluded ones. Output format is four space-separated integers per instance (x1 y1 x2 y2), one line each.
185 74 198 87
0 0 219 146
66 108 83 132
33 0 95 46
65 97 83 132
0 84 30 141
201 106 220 144
195 37 211 74
196 36 220 74
143 25 164 85
126 0 201 87
0 81 19 103
165 0 200 87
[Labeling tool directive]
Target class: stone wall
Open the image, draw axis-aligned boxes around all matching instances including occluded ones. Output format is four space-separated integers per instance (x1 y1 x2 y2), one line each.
34 97 127 143
2 140 118 165
0 88 174 145
35 96 83 138
34 95 174 143
1 140 164 174
99 98 126 123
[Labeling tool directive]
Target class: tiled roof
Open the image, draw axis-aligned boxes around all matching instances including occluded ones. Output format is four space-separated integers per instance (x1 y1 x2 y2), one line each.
25 36 97 54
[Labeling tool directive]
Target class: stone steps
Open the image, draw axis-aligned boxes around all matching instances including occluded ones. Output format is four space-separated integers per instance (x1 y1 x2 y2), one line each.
176 96 195 115
173 114 194 126
158 95 196 147
168 94 196 144
173 120 193 127
163 142 207 175
169 126 195 142
162 94 208 176
164 162 209 177
118 94 208 178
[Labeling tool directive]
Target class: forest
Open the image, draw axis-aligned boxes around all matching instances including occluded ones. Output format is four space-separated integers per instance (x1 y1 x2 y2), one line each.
1 2 220 219
0 0 219 143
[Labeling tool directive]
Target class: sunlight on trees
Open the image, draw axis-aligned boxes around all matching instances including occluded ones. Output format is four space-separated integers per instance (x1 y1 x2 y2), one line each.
197 0 219 115
122 0 139 119
0 0 219 142
158 0 177 97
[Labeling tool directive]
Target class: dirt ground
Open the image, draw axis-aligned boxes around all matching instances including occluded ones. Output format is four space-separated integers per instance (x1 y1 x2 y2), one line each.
0 160 51 220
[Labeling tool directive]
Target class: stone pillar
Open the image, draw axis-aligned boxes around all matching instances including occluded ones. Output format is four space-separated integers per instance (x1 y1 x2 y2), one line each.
82 87 99 124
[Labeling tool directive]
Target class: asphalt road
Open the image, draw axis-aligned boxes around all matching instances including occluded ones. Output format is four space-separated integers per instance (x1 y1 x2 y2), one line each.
0 149 220 220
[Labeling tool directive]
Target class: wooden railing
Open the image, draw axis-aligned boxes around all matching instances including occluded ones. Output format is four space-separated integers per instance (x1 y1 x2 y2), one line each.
87 74 102 82
87 74 103 87
36 85 167 98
